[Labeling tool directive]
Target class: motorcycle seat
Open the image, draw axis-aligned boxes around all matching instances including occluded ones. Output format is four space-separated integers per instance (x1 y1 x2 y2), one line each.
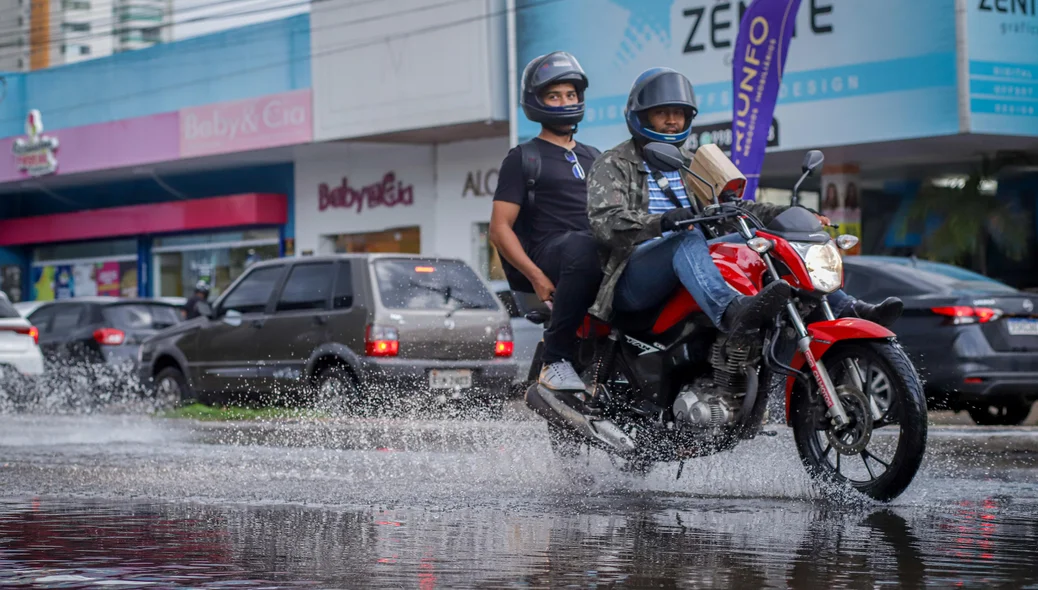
611 306 662 335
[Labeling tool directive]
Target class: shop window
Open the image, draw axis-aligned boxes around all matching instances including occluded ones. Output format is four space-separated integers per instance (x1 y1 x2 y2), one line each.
30 260 137 301
330 227 420 254
154 242 278 299
154 229 278 249
218 266 283 315
474 223 505 281
1 265 23 303
275 263 333 312
332 262 353 309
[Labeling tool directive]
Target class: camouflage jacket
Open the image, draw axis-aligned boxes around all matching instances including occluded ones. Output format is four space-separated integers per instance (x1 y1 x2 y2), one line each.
585 138 787 321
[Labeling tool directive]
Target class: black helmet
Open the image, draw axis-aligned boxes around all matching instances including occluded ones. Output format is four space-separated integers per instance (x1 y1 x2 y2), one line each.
625 67 698 146
520 51 589 133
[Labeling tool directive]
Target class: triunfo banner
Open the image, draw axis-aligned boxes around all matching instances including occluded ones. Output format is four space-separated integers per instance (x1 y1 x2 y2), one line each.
730 0 802 201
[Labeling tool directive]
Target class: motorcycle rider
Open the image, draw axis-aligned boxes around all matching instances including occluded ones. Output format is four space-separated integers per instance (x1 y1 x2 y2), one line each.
182 280 211 320
489 51 604 402
585 67 903 339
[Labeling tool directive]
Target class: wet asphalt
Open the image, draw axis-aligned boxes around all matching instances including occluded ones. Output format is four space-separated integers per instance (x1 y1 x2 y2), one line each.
0 401 1036 589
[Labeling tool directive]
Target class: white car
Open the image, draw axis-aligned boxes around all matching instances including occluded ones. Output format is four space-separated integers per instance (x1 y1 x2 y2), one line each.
0 293 44 377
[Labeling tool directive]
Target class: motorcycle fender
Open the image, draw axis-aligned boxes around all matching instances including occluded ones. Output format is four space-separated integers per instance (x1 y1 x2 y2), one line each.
783 318 896 424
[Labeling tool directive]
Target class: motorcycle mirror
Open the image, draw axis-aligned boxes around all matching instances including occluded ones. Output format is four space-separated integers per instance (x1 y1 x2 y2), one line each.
642 142 684 172
801 150 824 176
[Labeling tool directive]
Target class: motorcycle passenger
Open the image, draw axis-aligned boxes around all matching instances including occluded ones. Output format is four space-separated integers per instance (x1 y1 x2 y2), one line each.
489 51 604 401
183 280 210 320
585 67 903 338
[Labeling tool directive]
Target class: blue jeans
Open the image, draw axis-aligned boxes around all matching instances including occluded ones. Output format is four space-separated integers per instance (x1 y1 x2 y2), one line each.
614 229 738 329
614 231 857 328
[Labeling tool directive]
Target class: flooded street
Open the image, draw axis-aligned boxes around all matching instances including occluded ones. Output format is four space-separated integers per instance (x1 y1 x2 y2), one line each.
0 405 1036 589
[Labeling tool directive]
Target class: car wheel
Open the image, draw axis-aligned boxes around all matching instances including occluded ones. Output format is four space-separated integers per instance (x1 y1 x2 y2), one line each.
967 399 1032 426
153 367 190 408
313 365 361 414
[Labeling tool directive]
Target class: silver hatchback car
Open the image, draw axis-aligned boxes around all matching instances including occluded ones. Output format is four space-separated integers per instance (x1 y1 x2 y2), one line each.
138 254 518 411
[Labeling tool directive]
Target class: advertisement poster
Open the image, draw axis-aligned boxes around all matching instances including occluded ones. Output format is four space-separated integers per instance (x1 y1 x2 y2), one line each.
31 267 55 301
54 265 74 300
119 261 138 298
966 0 1038 136
821 165 862 255
515 0 958 152
97 262 121 297
73 263 98 297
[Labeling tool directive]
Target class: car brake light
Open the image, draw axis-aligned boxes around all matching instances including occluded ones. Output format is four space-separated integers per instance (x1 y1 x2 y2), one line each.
2 326 39 344
365 324 399 357
495 327 513 357
931 306 1002 325
93 327 126 346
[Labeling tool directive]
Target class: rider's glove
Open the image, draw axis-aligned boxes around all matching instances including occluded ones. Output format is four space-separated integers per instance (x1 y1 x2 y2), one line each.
660 207 697 232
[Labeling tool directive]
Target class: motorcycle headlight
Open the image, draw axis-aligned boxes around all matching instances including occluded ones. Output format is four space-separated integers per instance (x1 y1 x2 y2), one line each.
791 241 843 293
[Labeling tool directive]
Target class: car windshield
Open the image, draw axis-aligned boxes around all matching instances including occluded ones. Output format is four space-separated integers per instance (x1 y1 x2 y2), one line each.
373 259 499 311
103 304 181 330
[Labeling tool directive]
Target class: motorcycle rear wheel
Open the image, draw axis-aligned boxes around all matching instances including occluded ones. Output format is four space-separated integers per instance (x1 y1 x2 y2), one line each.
791 340 928 502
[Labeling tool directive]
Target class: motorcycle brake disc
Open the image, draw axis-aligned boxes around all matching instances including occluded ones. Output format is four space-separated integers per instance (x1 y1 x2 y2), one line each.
825 385 874 455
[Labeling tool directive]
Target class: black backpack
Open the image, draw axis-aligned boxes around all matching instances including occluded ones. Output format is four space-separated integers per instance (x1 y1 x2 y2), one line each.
500 139 602 293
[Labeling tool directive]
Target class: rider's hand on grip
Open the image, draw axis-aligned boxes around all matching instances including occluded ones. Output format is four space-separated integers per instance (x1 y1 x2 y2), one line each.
660 207 697 232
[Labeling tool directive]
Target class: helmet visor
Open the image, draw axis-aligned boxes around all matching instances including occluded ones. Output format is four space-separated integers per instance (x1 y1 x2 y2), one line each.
633 72 697 113
530 54 587 90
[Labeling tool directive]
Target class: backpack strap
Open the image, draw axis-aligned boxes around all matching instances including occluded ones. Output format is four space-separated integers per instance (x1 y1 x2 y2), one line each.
649 168 687 210
518 139 542 209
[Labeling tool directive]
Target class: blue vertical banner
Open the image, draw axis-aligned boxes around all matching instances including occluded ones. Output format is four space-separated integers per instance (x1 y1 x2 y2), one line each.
730 0 803 201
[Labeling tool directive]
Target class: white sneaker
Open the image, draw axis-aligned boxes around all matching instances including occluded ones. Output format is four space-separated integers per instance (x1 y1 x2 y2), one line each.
539 360 586 391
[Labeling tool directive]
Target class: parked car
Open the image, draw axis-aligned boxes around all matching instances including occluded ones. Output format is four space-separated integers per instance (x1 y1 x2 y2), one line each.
0 291 45 384
841 256 1038 425
137 254 518 412
24 297 183 371
489 280 545 388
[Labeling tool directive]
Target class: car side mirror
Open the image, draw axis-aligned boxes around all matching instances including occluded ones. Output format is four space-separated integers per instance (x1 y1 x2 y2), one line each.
801 150 824 176
221 309 242 327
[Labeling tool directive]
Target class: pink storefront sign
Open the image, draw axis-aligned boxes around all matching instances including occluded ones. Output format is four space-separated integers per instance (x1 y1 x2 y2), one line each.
179 89 313 159
0 112 180 183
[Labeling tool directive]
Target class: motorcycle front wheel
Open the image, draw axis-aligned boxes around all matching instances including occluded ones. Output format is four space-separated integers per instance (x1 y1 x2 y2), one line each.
791 340 928 502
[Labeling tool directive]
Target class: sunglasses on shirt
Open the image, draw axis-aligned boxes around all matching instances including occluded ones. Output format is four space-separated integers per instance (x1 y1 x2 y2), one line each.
565 150 585 180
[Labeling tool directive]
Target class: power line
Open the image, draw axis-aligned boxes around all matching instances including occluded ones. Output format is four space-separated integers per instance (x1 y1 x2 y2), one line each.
0 0 566 126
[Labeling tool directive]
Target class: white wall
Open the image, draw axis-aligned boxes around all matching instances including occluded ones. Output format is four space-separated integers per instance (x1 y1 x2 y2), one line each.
311 0 508 141
293 142 437 257
432 137 509 262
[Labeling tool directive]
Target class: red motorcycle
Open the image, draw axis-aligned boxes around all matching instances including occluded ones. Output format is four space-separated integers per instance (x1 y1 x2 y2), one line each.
524 143 928 502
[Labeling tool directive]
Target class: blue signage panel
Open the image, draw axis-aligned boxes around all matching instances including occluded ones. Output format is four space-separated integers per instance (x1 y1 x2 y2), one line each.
966 0 1038 136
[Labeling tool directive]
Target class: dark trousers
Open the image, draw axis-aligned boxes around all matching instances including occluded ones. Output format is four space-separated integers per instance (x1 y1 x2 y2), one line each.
531 231 604 365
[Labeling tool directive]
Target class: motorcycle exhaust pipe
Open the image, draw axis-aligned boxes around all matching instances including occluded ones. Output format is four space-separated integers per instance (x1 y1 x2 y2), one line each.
525 384 637 454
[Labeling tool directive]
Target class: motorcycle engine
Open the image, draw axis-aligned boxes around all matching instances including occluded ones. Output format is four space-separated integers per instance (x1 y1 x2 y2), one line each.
672 385 736 427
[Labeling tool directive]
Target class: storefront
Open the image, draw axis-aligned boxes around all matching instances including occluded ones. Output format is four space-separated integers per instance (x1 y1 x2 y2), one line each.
293 138 510 280
0 192 290 302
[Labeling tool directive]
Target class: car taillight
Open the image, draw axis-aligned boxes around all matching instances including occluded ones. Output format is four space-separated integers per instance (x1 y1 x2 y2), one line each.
931 306 1002 325
2 326 38 344
365 324 399 357
93 327 126 346
495 326 513 357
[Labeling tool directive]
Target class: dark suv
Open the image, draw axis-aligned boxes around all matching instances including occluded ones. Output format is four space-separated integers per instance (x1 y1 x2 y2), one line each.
137 254 518 411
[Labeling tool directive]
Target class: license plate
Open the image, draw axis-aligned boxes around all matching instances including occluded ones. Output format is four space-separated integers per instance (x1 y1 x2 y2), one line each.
429 369 473 389
1007 318 1038 336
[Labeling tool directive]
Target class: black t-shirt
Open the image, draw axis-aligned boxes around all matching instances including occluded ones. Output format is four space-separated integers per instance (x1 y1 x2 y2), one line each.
492 137 597 258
